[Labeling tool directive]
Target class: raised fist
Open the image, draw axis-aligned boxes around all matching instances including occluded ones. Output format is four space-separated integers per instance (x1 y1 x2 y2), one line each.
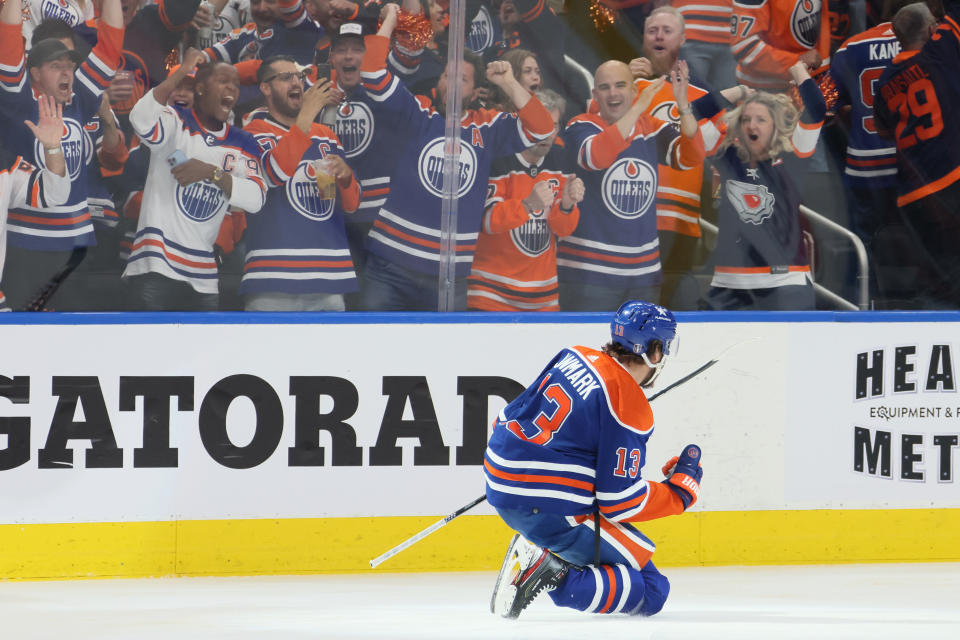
661 444 702 510
486 60 515 87
629 57 653 79
523 181 555 213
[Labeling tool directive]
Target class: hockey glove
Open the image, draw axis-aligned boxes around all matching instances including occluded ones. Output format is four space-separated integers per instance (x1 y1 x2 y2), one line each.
661 444 702 510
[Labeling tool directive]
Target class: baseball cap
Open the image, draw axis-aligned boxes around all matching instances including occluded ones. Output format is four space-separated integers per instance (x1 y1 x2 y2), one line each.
330 22 366 47
28 39 85 69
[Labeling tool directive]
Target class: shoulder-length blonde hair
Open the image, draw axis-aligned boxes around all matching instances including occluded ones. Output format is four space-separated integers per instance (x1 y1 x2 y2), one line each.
717 91 799 163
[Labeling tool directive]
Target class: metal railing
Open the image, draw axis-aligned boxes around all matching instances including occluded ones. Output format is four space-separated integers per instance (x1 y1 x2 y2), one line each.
699 206 870 310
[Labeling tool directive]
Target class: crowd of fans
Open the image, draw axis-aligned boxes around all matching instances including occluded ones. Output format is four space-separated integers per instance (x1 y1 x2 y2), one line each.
0 0 956 312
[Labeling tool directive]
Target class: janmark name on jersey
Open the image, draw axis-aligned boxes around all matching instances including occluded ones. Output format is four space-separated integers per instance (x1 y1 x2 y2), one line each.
554 352 601 400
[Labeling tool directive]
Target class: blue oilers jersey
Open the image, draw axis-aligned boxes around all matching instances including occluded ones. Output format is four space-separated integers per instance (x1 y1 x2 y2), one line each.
242 110 359 295
205 18 324 67
830 23 899 188
466 4 502 55
558 113 704 287
332 90 404 223
359 35 554 277
0 22 123 250
485 346 681 523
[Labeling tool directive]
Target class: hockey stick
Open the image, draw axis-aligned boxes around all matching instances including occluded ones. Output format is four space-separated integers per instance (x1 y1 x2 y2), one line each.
21 246 87 311
368 342 746 569
369 495 488 568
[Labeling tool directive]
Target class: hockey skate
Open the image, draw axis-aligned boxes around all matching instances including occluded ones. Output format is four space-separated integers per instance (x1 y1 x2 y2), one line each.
490 533 570 619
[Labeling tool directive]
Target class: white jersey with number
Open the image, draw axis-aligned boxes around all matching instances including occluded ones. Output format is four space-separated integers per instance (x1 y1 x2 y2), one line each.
123 89 266 293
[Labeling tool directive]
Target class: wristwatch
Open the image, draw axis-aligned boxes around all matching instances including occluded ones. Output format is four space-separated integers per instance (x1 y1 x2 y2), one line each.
211 166 224 183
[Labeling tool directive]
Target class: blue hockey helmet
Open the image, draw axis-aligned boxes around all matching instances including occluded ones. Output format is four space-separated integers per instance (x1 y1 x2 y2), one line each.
610 300 677 385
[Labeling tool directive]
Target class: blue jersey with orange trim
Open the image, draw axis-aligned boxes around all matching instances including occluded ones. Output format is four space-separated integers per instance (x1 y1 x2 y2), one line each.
485 345 686 523
698 78 825 289
0 21 123 250
205 17 323 67
829 22 899 188
123 89 266 294
241 110 360 295
559 112 704 288
332 85 405 223
874 3 960 207
467 4 502 55
359 35 554 277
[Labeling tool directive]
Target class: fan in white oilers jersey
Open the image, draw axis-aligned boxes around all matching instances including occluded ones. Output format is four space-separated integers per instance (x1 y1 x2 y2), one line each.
122 47 266 311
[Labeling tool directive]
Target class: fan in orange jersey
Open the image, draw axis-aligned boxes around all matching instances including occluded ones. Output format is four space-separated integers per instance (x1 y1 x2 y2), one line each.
626 7 749 307
731 0 831 90
467 89 584 312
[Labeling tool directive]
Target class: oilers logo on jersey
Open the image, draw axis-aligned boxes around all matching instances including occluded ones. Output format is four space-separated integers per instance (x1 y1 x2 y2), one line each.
791 0 822 48
177 181 226 222
40 0 76 24
287 160 336 221
725 179 775 224
417 137 478 199
467 5 496 53
650 101 681 125
335 101 375 158
33 119 87 181
601 158 657 219
511 213 552 257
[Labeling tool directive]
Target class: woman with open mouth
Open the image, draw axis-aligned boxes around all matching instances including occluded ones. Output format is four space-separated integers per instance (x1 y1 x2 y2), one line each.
696 60 826 311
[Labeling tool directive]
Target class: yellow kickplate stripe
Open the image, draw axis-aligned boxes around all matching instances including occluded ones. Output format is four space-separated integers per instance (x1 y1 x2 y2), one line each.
3 509 959 580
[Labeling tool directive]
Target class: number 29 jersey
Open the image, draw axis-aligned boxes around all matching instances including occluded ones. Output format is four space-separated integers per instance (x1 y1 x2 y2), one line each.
484 346 684 523
874 5 960 207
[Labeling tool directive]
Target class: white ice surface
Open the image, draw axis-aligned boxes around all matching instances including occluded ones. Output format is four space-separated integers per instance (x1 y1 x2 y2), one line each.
1 563 958 639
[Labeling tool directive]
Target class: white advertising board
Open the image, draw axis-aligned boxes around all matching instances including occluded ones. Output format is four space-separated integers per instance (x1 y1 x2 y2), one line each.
1 316 956 525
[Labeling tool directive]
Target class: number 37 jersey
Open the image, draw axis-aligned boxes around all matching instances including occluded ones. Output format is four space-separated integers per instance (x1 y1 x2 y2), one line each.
484 346 684 523
873 6 960 207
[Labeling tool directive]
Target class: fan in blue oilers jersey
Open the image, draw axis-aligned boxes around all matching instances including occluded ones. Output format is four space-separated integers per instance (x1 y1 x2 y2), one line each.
559 59 705 311
0 95 73 310
873 0 960 307
0 0 126 311
242 55 361 311
486 300 703 619
123 48 267 310
355 3 555 310
203 0 323 68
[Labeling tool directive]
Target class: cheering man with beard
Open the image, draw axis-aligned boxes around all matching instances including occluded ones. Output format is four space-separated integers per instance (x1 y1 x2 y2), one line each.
241 55 360 311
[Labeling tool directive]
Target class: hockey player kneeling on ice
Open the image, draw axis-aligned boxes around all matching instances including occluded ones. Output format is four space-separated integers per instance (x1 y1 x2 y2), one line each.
485 300 702 618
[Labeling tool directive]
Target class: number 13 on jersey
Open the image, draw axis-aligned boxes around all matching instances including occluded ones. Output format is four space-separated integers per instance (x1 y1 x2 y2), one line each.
505 375 573 445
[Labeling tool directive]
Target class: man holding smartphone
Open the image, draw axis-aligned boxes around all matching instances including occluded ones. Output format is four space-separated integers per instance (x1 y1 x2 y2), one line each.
241 54 361 311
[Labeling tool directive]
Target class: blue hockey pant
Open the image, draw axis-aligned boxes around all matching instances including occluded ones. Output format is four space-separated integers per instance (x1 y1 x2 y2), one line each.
496 506 670 616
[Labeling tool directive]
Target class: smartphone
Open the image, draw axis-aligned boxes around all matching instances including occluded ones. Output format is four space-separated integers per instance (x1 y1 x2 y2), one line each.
315 63 331 83
167 150 188 168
